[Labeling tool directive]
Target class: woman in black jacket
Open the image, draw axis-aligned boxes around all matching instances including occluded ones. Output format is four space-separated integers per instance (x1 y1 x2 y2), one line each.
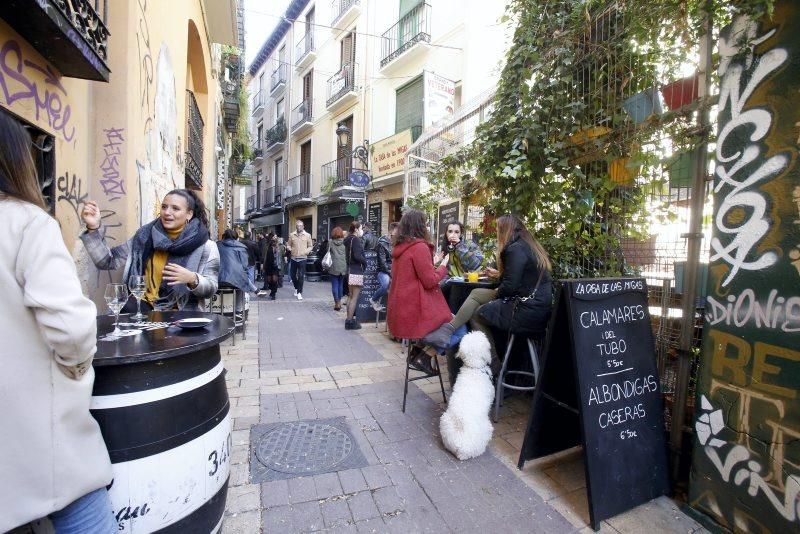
343 221 367 330
424 215 552 372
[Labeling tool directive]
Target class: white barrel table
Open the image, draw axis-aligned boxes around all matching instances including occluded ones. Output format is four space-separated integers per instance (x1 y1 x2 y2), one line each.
91 311 234 533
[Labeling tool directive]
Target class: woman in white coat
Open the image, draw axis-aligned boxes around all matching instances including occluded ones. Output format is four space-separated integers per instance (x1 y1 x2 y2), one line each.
0 113 115 532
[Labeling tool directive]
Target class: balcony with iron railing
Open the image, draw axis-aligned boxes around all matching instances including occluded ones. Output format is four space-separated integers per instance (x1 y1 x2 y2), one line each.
252 138 263 162
265 117 287 153
380 3 432 72
245 194 257 214
295 31 316 70
270 63 287 95
321 156 368 192
291 100 314 136
252 90 265 114
326 63 357 111
331 0 361 31
262 184 283 209
184 90 204 190
0 0 111 81
285 173 312 205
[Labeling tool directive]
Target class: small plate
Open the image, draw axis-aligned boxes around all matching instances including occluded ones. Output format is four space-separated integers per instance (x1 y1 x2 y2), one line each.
174 318 212 329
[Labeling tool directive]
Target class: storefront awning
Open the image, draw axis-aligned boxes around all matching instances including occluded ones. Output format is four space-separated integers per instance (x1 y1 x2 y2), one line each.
251 212 285 228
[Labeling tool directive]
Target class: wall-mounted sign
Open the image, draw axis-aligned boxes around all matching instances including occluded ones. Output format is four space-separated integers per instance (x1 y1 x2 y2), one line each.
349 170 370 187
370 129 413 179
424 71 456 128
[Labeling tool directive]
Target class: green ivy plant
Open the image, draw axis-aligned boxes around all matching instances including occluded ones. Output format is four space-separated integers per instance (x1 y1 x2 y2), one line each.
418 0 774 279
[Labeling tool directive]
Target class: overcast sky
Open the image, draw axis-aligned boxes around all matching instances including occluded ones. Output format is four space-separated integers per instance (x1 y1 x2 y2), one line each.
243 0 290 68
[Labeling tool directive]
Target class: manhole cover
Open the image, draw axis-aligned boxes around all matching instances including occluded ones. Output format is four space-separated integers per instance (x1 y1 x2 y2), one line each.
255 420 354 474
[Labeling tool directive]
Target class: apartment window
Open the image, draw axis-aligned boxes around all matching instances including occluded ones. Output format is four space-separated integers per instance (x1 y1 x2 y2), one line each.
306 7 315 32
399 0 421 17
300 141 311 175
340 31 356 68
256 170 262 206
256 122 263 148
276 98 284 121
303 70 313 103
258 72 265 92
274 158 283 184
278 45 286 68
395 75 423 134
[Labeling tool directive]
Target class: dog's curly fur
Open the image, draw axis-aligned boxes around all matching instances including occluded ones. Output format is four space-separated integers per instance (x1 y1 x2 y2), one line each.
439 331 494 460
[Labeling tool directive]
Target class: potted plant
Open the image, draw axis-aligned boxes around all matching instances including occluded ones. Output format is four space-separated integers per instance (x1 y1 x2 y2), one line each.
665 151 696 188
661 74 699 111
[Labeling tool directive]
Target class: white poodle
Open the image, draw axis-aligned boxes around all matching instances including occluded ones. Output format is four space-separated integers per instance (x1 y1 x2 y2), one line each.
439 331 495 460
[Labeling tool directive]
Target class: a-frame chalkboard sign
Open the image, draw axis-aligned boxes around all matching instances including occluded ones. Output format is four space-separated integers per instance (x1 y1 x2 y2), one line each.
518 278 670 530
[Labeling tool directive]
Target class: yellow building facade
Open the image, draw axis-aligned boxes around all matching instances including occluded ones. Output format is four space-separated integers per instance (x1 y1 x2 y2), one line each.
0 1 239 303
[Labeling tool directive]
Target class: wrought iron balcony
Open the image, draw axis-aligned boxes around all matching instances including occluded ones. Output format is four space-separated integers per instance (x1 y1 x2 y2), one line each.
331 0 360 26
326 63 356 108
252 142 263 161
285 173 312 204
321 156 367 191
222 79 240 131
184 90 204 190
291 100 313 133
0 0 111 81
262 185 283 208
380 3 431 69
295 31 315 67
251 90 264 114
270 63 287 93
245 194 256 214
265 117 287 151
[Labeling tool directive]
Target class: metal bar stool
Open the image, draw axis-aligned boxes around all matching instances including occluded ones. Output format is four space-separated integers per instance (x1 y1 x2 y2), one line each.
214 285 246 345
402 341 447 412
493 333 542 422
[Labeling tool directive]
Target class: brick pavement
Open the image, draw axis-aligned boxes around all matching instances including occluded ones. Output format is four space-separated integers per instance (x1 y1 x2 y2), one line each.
221 281 707 533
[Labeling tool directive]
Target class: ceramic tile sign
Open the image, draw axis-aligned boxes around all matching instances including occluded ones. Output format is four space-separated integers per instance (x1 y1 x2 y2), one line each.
519 278 669 530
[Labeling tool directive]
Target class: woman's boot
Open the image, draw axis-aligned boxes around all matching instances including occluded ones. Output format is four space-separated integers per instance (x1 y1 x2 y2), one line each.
408 346 437 375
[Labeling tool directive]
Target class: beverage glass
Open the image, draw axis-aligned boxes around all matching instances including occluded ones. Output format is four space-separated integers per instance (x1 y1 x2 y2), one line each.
104 283 128 335
129 275 147 320
467 271 479 283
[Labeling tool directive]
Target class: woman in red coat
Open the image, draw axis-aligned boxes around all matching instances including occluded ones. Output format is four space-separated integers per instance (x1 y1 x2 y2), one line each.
387 209 451 374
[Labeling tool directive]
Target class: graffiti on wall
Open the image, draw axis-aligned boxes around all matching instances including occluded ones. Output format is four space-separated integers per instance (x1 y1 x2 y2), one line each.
57 170 122 239
99 127 125 200
136 0 154 129
690 2 800 532
0 40 76 143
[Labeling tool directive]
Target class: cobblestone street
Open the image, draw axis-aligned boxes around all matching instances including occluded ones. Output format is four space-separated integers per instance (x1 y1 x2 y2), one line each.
219 281 707 533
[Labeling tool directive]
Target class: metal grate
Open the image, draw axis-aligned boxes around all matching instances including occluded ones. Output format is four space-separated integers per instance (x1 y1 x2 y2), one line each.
250 418 369 482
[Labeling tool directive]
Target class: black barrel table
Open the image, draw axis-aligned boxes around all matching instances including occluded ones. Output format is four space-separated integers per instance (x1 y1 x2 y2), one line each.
90 311 234 533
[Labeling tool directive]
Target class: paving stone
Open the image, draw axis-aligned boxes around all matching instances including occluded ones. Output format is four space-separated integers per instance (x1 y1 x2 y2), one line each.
372 486 405 516
288 475 317 504
261 505 293 532
347 490 381 522
321 498 353 528
290 501 324 533
221 510 261 534
261 478 290 507
360 465 392 490
338 468 368 494
314 472 344 499
225 484 261 514
355 517 386 533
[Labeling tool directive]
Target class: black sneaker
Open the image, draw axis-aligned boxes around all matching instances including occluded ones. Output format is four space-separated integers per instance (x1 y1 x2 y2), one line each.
345 319 355 330
352 320 362 330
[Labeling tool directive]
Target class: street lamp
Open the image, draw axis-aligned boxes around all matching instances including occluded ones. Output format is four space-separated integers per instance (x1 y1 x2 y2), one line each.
335 123 369 168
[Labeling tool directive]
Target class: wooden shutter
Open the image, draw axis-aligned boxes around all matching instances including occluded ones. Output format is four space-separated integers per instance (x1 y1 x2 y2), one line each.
395 76 423 134
303 70 313 101
341 32 355 67
300 141 311 175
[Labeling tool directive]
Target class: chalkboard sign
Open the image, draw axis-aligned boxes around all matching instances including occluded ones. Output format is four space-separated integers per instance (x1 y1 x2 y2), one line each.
519 278 670 530
368 203 382 236
355 250 379 322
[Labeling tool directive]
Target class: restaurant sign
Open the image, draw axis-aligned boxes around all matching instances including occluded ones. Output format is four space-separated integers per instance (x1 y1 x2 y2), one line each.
370 129 413 179
231 161 254 186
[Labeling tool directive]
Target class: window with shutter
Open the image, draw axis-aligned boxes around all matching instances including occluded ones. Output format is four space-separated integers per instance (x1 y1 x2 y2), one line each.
395 76 423 135
300 141 311 175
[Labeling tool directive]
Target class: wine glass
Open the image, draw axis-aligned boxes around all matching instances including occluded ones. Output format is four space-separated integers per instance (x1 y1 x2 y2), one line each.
104 283 128 336
129 275 147 321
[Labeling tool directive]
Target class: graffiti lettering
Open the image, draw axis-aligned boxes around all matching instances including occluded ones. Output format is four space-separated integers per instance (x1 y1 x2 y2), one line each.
705 289 800 333
711 19 788 287
0 40 76 142
696 395 800 521
99 127 126 200
56 171 87 218
136 0 153 123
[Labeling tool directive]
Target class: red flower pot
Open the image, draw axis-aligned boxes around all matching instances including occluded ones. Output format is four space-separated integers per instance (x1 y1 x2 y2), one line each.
661 75 699 110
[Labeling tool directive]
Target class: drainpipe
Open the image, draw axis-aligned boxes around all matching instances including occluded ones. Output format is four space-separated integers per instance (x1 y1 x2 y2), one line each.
669 2 713 481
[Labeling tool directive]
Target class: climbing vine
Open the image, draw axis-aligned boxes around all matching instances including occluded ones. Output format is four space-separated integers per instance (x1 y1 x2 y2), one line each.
419 0 774 278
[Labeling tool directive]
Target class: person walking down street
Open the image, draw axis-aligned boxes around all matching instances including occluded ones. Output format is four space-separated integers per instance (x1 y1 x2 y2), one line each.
362 221 378 251
386 210 453 374
258 233 272 296
0 112 115 533
80 189 219 312
370 221 398 311
327 226 348 311
240 231 260 289
218 229 258 312
343 221 367 330
276 237 286 287
424 215 553 374
287 220 313 300
263 234 281 300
